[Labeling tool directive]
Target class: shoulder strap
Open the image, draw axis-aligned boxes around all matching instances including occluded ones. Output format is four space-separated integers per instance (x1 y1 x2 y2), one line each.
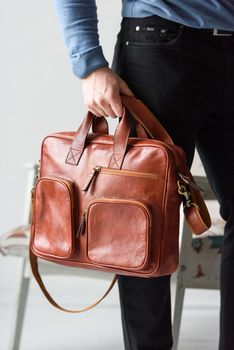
29 249 117 313
121 96 211 234
121 95 173 145
182 169 211 234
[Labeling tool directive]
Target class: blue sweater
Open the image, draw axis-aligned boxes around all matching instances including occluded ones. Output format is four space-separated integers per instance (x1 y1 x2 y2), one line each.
53 0 234 79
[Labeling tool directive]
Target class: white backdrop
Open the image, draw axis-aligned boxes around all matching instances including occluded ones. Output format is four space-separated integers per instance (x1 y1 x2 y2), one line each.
0 3 212 349
0 1 122 234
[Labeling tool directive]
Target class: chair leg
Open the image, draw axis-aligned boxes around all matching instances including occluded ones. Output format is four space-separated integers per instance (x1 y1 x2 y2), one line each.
8 258 31 350
172 279 185 350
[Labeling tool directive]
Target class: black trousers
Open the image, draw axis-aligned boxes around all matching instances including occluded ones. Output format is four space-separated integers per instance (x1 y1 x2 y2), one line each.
111 15 234 350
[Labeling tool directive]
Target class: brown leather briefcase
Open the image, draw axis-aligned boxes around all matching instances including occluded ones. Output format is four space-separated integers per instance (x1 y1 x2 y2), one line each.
29 95 211 312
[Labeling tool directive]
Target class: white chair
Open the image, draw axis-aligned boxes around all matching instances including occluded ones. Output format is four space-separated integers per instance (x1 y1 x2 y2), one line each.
172 176 225 350
1 165 224 350
0 163 113 350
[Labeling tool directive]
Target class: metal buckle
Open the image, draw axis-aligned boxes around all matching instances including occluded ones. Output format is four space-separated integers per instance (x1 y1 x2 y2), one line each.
213 29 233 37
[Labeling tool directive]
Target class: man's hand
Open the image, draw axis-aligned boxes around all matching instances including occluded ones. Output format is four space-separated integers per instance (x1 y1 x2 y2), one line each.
82 67 134 118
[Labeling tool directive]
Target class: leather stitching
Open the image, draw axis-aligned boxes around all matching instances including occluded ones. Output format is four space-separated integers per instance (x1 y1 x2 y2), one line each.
65 147 83 165
109 154 123 168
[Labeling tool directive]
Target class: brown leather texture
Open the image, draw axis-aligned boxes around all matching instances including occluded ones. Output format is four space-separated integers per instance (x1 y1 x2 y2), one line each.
86 198 151 269
29 95 211 312
32 176 77 259
29 96 211 313
30 95 211 278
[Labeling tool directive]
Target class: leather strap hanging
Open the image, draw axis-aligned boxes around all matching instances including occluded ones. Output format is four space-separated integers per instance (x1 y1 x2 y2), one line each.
29 95 211 313
29 249 118 313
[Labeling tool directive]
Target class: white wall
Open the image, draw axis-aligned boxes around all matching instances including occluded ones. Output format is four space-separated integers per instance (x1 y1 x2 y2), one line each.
0 1 122 234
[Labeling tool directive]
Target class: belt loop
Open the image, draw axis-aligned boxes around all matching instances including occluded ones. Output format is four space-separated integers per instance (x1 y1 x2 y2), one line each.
125 17 131 43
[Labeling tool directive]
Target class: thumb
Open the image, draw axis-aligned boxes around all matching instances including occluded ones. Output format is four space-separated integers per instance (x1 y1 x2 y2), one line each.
119 78 134 96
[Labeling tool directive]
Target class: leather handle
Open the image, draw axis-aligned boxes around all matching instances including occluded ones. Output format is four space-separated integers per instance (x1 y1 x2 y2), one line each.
93 114 148 139
92 116 109 134
29 249 118 313
65 111 94 165
107 108 130 169
65 108 131 167
65 95 173 166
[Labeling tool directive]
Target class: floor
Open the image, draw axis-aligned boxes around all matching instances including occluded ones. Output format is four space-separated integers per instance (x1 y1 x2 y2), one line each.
0 256 220 350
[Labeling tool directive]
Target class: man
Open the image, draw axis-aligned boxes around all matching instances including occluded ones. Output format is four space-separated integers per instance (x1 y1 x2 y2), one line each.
53 1 234 349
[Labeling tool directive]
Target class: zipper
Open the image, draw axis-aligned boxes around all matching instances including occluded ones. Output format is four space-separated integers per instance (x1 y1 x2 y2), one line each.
82 166 101 193
76 209 87 238
82 165 159 194
100 167 159 179
52 132 179 162
77 197 152 239
87 197 152 228
51 132 181 166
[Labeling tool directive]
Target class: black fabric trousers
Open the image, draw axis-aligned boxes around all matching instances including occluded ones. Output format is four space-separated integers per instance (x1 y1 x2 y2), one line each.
111 15 234 350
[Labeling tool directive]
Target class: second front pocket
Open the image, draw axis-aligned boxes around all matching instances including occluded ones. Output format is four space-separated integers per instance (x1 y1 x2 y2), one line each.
86 197 152 270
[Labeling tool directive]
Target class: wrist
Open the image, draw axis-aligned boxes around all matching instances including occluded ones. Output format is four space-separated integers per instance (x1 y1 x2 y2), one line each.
71 46 109 79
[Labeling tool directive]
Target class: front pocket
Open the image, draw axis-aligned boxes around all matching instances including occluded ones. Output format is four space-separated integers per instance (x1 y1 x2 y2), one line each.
126 25 183 48
86 197 152 270
32 176 77 259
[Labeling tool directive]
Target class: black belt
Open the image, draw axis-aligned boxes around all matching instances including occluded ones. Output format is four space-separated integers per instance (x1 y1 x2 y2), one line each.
187 28 234 37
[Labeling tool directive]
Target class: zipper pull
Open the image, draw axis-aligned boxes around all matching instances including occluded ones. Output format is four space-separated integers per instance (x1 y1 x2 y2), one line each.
177 172 204 192
76 210 87 238
82 166 101 194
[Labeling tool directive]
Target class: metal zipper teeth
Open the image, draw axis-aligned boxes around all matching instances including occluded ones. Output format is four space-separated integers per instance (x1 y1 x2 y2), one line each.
50 134 179 165
50 133 180 174
81 165 160 194
87 197 152 228
99 167 159 179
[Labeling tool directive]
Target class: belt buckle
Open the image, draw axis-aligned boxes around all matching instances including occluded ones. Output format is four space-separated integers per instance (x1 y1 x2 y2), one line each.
213 29 233 37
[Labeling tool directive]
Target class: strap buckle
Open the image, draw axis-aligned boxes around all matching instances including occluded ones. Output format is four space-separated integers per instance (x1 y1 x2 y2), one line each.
177 180 192 208
213 29 233 37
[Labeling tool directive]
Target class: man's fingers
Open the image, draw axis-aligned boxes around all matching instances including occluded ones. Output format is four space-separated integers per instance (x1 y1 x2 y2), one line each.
108 79 134 117
87 93 120 118
87 102 106 117
110 93 124 118
88 101 117 118
82 67 134 119
95 98 117 117
88 106 102 117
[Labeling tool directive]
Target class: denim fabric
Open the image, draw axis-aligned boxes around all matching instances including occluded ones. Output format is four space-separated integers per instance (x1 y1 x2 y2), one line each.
112 15 234 350
53 0 234 79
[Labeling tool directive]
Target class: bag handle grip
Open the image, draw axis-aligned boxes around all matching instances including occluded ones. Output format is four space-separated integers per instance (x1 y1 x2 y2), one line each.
65 95 173 166
92 114 149 139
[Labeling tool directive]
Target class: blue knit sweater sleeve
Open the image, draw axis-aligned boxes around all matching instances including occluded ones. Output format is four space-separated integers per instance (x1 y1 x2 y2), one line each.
53 0 109 79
